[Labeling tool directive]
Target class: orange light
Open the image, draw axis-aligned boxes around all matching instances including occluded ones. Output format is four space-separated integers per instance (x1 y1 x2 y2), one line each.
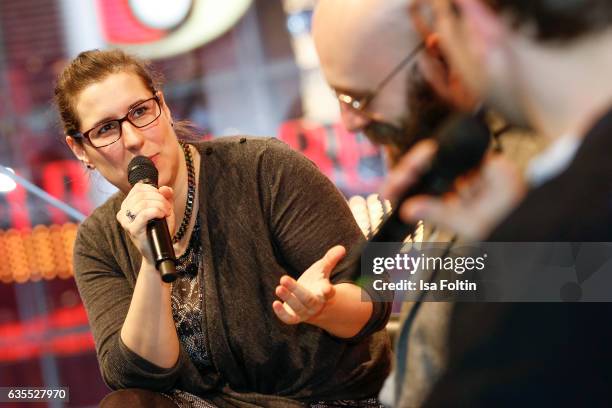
0 223 79 284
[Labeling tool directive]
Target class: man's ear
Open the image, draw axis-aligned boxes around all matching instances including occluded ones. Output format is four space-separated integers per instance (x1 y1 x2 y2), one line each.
425 33 442 57
66 136 93 168
419 34 454 103
419 33 479 111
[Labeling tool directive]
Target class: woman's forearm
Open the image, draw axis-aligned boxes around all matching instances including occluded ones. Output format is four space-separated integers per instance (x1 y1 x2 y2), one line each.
309 283 373 338
120 259 179 368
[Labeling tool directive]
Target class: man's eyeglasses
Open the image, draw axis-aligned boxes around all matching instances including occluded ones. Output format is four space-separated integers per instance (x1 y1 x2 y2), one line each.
70 95 162 148
335 41 425 114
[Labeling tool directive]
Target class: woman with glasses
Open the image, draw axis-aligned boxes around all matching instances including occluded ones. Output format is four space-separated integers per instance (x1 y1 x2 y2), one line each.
56 49 390 407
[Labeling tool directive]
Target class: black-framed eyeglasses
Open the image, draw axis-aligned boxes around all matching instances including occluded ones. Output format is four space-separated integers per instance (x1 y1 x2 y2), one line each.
70 95 162 148
335 41 425 114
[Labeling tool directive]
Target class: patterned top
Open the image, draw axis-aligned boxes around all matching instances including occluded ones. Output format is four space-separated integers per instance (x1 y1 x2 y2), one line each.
170 215 211 370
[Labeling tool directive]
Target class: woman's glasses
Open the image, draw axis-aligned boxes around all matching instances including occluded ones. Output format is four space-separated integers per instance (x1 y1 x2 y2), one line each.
71 96 162 148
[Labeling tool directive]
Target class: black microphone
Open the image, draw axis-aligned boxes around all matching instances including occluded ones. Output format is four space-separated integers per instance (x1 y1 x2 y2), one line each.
127 156 177 283
370 114 492 242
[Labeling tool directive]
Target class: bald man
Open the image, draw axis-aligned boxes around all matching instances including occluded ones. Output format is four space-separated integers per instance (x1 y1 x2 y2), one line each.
313 0 454 159
312 2 467 407
312 1 545 407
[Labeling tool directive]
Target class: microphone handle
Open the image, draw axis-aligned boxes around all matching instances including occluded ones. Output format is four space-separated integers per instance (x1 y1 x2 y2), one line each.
341 166 452 279
137 177 177 283
341 203 418 286
370 168 450 243
370 209 417 243
146 218 177 283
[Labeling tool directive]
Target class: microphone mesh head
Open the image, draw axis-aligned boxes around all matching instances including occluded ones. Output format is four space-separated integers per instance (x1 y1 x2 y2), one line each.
435 114 491 176
128 156 158 187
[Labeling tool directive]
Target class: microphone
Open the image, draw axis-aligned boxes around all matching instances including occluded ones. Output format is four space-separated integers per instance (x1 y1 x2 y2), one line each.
127 156 177 283
338 114 491 306
370 114 492 242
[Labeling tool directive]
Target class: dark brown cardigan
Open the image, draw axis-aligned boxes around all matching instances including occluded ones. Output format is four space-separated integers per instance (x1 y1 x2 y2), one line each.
73 137 391 407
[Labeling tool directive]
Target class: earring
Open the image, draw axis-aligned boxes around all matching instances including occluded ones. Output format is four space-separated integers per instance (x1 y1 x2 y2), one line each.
83 161 94 170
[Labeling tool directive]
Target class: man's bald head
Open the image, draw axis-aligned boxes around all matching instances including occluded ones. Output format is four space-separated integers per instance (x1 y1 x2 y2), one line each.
312 0 453 156
313 0 420 90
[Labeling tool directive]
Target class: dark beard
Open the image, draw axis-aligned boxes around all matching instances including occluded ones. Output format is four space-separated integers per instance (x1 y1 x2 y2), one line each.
363 64 453 155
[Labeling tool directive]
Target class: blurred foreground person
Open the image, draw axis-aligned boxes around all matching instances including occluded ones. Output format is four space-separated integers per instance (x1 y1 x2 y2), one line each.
55 49 391 407
387 1 612 405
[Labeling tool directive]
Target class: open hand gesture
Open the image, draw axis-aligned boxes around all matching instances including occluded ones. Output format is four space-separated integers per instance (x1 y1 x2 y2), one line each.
273 245 346 325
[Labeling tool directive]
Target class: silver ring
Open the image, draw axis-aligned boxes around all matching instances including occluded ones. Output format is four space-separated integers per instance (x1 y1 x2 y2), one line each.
126 209 137 222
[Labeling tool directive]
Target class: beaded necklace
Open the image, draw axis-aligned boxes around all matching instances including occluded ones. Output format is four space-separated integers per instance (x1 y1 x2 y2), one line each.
173 142 196 244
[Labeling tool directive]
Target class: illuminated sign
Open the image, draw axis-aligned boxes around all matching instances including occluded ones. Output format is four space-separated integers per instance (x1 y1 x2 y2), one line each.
278 120 385 195
98 0 253 59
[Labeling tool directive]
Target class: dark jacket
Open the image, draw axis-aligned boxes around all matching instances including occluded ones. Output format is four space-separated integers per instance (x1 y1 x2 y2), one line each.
73 137 391 407
424 109 612 407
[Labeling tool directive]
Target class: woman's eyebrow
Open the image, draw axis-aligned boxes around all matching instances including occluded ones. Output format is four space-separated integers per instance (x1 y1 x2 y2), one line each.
89 97 150 128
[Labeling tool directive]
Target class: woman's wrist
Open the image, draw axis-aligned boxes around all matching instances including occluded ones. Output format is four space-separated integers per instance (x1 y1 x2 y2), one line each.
307 283 373 338
139 258 172 289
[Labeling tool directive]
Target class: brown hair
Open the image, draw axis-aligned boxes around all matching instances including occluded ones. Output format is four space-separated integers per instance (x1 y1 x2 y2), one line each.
54 49 199 143
55 49 160 138
483 0 612 42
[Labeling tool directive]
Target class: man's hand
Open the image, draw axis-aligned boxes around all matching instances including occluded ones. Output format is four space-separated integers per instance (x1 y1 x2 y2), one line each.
381 139 438 201
381 139 527 241
273 246 346 325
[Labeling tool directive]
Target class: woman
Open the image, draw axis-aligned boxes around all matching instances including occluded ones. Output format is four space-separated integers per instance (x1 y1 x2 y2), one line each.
56 49 391 407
